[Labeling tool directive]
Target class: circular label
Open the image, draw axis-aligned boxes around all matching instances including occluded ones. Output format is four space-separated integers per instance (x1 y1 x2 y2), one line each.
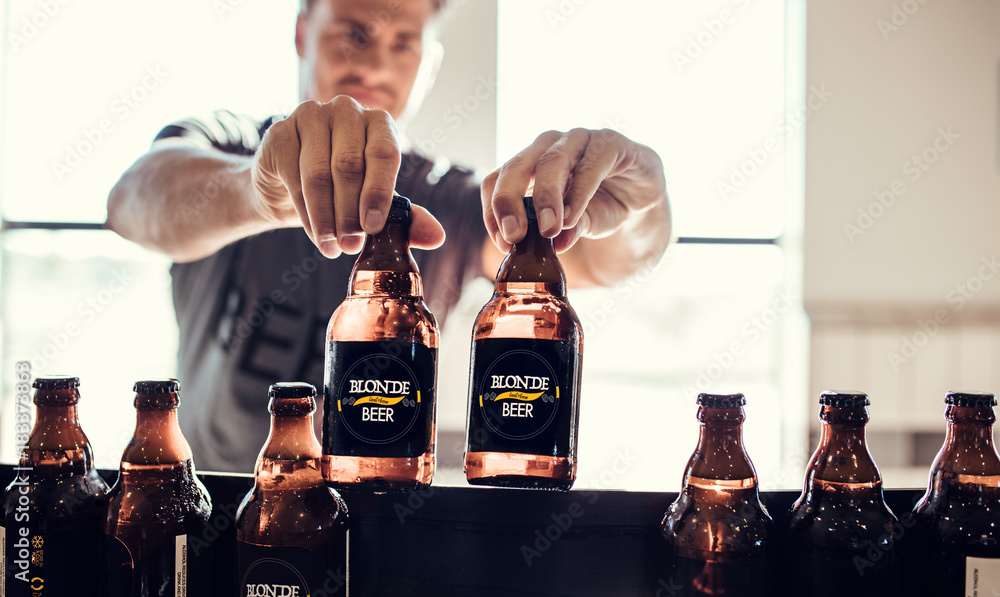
241 557 310 596
477 349 559 441
336 353 422 445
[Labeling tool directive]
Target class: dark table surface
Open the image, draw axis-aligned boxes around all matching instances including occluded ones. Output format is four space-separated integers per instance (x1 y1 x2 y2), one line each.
0 464 925 596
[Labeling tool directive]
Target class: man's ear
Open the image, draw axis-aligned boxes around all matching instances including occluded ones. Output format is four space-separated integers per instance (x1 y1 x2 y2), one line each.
295 12 308 59
421 40 445 98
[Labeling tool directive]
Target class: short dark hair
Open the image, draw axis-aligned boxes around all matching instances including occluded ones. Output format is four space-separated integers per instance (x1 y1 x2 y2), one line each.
302 0 446 15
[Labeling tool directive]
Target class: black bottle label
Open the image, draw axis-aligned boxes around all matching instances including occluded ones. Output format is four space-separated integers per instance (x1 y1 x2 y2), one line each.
467 338 580 457
237 541 347 597
324 341 436 458
101 534 134 597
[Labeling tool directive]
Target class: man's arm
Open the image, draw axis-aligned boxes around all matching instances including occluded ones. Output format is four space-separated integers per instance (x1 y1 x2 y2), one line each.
480 128 671 287
106 140 270 263
106 97 445 263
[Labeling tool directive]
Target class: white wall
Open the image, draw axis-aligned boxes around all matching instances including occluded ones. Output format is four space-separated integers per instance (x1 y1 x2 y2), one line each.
805 0 1000 486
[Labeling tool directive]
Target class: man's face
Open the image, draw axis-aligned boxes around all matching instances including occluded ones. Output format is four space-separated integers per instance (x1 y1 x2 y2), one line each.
297 0 437 119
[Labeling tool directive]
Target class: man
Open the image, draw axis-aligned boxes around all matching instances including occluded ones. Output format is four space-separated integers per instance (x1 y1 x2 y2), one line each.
106 0 671 473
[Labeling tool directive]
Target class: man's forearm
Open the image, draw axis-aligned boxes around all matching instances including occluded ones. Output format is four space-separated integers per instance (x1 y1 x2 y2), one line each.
106 142 277 263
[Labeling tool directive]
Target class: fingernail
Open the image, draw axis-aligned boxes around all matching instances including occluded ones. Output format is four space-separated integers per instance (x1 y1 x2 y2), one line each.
501 215 519 241
364 209 383 232
538 208 556 233
320 239 340 257
563 205 573 222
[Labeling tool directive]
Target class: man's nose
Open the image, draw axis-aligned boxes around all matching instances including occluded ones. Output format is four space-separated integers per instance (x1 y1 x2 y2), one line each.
349 42 390 77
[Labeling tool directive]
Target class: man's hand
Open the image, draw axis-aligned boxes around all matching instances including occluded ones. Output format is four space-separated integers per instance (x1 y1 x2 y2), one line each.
253 96 445 258
480 128 670 287
482 128 667 253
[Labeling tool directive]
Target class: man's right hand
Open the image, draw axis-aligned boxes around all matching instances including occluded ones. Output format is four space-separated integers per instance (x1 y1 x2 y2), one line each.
251 96 445 258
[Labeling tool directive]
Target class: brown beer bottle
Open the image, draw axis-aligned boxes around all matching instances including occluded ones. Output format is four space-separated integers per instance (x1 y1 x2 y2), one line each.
103 379 213 597
2 375 109 597
237 383 349 596
908 391 1000 594
781 391 900 597
322 195 438 491
660 393 772 596
464 196 583 490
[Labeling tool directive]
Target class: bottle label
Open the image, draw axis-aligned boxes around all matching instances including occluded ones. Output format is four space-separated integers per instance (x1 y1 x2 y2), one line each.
324 341 436 458
467 338 580 456
966 556 1000 596
237 541 347 596
175 535 187 597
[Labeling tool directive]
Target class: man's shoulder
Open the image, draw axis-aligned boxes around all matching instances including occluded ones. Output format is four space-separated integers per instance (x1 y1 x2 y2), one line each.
154 110 282 156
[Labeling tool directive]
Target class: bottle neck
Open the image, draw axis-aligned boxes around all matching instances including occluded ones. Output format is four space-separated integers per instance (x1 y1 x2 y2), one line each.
929 406 1000 482
255 414 324 487
349 218 421 297
22 404 94 473
495 219 566 297
684 414 757 488
804 408 881 492
121 408 193 467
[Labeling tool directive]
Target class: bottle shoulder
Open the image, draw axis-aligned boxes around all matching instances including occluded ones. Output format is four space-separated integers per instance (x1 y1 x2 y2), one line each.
661 490 772 556
236 484 348 546
473 292 582 343
328 295 438 346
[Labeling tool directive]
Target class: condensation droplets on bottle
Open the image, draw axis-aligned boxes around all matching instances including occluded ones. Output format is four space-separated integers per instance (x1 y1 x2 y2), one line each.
464 196 584 490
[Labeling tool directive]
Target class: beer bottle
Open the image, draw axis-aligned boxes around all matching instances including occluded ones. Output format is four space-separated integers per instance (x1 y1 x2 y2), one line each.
660 393 772 596
464 196 583 490
1 376 109 597
781 391 900 596
322 195 438 491
103 379 213 597
908 391 1000 594
237 383 349 596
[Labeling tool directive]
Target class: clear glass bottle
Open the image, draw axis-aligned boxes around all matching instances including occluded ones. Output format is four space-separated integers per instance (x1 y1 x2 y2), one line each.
322 195 438 491
237 382 349 595
103 379 213 596
2 375 108 597
661 393 772 596
464 196 584 490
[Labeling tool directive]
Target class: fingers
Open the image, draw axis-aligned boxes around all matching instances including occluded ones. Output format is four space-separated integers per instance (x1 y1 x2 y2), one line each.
359 111 401 235
532 128 591 237
482 130 562 250
562 129 621 229
294 102 339 255
409 205 446 250
264 97 404 258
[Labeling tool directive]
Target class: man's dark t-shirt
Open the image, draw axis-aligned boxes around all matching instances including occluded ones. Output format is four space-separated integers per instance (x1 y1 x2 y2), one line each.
155 110 486 473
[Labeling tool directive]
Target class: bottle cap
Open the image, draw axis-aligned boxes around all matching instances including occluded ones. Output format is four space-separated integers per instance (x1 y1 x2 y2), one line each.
819 391 870 408
945 391 997 408
134 379 181 394
32 376 80 390
268 382 316 416
269 382 317 399
386 195 412 221
523 197 537 222
697 393 746 408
